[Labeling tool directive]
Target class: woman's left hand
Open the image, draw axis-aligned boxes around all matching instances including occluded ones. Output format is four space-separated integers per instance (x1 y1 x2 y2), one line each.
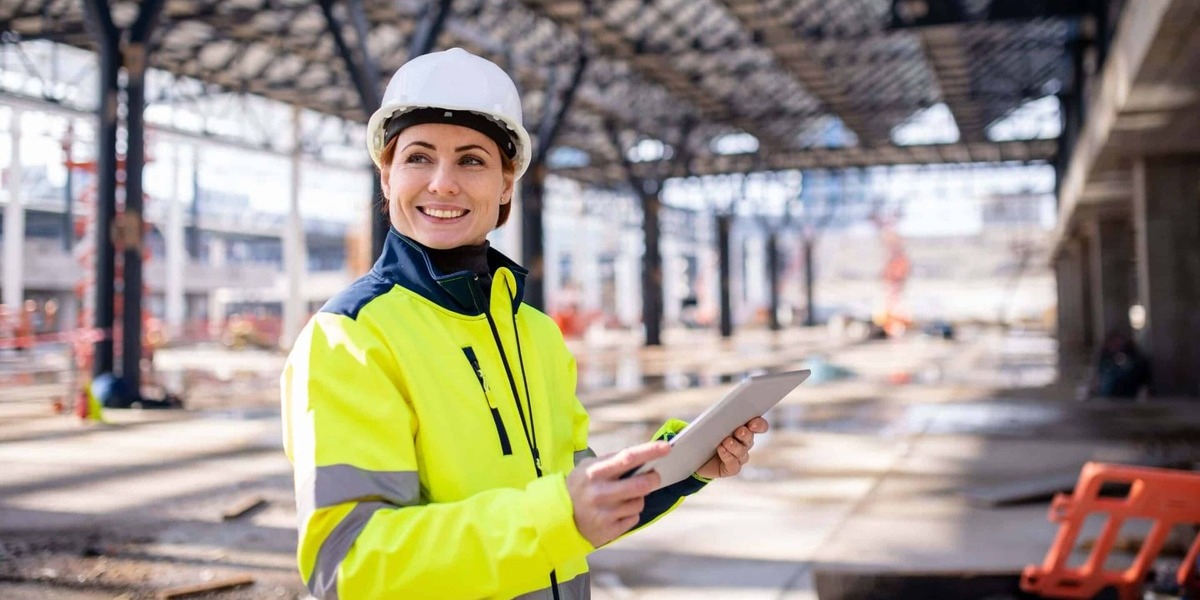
695 417 769 480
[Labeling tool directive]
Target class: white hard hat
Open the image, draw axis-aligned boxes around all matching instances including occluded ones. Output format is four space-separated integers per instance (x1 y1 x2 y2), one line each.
366 47 532 181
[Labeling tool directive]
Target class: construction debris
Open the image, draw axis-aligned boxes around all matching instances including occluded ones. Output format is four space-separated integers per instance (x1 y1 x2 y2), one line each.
221 496 267 521
158 575 255 599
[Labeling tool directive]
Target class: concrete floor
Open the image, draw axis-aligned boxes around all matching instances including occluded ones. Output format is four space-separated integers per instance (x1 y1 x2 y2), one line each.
1 325 1197 599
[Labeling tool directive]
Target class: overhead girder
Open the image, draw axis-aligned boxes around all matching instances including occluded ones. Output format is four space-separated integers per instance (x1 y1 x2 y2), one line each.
1 0 1073 185
516 0 798 155
558 138 1058 184
714 0 878 145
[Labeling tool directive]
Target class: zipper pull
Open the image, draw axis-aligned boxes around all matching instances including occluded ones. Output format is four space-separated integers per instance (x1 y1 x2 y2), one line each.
474 366 489 392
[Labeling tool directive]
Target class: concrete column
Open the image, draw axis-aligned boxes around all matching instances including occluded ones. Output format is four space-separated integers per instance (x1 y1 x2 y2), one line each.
1055 237 1090 373
164 142 186 339
1133 156 1200 397
1085 215 1134 342
282 106 307 350
3 108 24 311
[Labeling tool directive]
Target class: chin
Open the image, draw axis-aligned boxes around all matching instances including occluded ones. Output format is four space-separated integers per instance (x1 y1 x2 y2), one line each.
416 231 481 250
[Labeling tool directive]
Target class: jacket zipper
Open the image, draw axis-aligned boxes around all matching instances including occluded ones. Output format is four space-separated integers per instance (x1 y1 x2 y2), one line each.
485 277 558 600
484 313 543 476
462 347 512 456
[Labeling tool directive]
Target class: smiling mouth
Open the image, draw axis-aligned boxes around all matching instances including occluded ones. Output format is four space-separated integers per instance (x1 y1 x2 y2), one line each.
419 207 468 220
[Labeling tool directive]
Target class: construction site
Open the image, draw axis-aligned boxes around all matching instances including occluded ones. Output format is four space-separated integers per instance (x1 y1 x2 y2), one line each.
1 0 1198 599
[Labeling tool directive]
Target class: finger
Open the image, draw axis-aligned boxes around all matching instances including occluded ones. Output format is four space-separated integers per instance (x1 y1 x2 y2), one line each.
717 445 741 476
723 437 751 463
733 426 754 445
588 441 670 480
611 496 646 519
724 435 751 454
592 471 661 504
748 417 769 434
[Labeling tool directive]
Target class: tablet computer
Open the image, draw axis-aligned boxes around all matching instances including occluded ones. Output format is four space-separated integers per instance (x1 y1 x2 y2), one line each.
629 369 810 490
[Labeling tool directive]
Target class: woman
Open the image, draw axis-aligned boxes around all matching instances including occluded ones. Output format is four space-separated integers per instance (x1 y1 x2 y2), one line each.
282 48 769 600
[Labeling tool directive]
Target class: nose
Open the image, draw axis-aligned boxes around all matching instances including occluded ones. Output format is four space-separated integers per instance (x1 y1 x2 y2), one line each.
427 162 460 196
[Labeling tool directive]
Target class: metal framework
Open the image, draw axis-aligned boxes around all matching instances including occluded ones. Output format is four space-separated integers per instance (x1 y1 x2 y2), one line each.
2 0 1090 179
1 0 1108 350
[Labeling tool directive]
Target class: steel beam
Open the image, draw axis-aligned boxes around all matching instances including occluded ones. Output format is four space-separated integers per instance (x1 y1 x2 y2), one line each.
609 122 665 346
557 139 1059 183
766 231 781 331
117 0 166 398
522 53 589 310
802 236 816 327
80 0 119 378
408 0 453 58
318 0 389 259
717 213 733 338
919 26 988 143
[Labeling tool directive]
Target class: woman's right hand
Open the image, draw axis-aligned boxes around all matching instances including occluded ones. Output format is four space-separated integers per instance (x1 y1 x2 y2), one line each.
567 441 670 548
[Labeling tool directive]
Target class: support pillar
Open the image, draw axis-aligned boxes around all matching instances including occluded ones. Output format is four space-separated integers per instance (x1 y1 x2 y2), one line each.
522 54 588 311
1055 237 1091 375
767 231 781 331
521 171 547 310
82 0 120 377
283 106 307 349
641 189 664 346
164 143 186 340
1085 215 1133 342
3 108 24 311
802 237 817 327
1132 156 1200 397
717 214 733 338
120 0 167 396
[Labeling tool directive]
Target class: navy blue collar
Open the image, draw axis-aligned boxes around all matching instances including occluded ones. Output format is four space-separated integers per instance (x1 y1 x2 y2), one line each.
372 228 527 316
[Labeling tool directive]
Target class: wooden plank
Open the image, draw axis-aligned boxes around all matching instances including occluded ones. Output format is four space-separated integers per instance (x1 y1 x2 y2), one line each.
221 495 266 521
158 575 255 599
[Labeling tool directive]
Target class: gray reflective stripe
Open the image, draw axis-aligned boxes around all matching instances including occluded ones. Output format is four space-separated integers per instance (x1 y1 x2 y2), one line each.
561 572 591 600
513 573 591 600
297 464 419 521
308 501 387 600
574 448 597 467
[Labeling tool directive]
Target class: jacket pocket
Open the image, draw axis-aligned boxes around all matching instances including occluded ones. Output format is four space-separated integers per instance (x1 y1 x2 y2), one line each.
463 346 513 455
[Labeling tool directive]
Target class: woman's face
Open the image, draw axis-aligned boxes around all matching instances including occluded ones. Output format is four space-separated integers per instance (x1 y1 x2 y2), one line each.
381 123 514 250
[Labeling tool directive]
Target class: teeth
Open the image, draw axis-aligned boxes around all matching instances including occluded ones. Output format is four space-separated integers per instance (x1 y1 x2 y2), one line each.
424 208 466 219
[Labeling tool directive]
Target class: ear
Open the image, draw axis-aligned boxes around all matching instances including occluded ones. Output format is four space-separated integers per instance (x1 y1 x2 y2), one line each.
379 164 392 201
500 171 514 205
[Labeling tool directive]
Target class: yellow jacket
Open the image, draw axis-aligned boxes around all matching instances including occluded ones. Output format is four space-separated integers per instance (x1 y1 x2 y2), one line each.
282 230 706 599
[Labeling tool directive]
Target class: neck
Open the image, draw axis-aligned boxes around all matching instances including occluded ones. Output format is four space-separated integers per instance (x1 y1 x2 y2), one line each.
423 239 492 278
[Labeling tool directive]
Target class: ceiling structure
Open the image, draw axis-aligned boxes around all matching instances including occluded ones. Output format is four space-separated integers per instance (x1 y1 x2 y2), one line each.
0 0 1096 185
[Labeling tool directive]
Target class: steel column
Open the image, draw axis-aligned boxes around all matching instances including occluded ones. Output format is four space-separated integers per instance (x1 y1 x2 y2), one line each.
766 232 781 331
81 0 119 377
803 237 816 327
522 54 589 310
62 129 74 252
407 0 453 58
641 186 664 346
119 0 166 397
3 109 24 313
717 214 733 338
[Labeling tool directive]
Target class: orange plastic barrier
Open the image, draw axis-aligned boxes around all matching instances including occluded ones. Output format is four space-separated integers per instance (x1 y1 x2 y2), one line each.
1021 462 1200 600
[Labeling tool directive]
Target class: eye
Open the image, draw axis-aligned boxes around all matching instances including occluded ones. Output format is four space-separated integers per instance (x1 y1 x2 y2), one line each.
404 153 431 164
459 154 485 166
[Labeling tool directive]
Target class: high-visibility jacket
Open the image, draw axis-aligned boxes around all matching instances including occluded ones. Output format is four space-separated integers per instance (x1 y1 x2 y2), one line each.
282 230 707 600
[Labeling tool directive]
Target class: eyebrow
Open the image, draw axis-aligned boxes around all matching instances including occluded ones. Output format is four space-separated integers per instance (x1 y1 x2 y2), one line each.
401 141 493 156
